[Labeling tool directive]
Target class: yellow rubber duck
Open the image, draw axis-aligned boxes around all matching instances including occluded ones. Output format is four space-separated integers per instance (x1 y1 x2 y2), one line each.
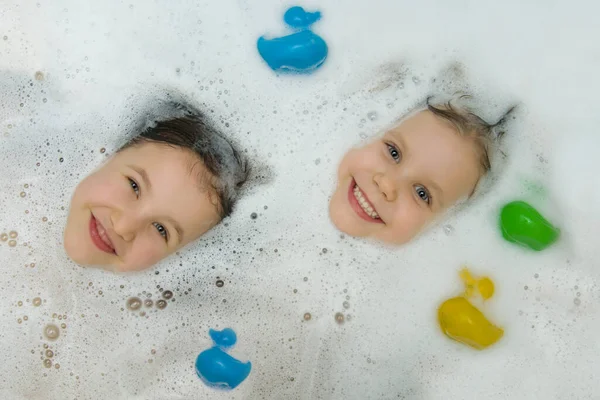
437 268 504 350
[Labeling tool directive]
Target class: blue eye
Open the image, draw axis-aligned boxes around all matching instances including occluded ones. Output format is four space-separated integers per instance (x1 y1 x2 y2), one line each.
152 222 168 242
386 143 401 163
414 185 431 205
128 178 140 196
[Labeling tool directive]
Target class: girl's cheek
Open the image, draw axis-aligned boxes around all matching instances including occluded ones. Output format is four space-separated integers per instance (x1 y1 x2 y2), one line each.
340 150 365 174
129 239 166 271
93 176 129 203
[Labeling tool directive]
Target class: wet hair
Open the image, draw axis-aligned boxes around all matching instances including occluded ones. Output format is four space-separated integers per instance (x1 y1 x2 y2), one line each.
120 110 249 218
426 95 515 176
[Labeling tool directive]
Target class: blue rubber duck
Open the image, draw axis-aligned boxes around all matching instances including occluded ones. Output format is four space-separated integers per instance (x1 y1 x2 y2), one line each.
257 6 328 73
195 328 252 390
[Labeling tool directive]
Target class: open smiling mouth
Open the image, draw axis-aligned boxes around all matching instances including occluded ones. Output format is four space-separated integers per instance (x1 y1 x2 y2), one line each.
347 179 384 223
89 215 116 254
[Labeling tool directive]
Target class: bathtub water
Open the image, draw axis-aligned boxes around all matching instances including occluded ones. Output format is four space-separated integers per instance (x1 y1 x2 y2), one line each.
1 0 599 399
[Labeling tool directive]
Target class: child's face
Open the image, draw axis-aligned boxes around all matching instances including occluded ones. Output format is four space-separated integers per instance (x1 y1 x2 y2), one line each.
329 110 482 245
64 142 221 272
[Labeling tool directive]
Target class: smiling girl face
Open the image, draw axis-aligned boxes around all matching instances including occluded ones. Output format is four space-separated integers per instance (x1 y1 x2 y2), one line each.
328 110 483 245
63 142 221 272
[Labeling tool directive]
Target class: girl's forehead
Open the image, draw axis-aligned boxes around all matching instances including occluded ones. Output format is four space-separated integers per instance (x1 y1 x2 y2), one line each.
117 142 195 172
392 110 448 133
120 143 215 188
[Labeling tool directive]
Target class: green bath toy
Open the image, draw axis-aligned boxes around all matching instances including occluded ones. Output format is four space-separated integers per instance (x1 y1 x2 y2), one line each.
499 201 560 251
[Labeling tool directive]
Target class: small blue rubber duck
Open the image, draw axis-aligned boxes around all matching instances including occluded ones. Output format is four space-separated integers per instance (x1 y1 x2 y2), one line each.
195 328 252 390
257 6 328 73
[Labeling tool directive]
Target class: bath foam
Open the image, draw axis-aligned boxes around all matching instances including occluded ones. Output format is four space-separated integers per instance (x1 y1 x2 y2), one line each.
1 0 599 399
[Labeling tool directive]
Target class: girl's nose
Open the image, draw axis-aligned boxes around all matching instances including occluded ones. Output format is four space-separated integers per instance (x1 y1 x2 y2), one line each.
110 210 139 242
373 173 397 202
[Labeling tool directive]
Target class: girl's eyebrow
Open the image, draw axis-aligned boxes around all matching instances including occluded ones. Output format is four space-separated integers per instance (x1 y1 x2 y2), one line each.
165 216 184 244
129 165 152 191
387 130 409 155
428 180 444 208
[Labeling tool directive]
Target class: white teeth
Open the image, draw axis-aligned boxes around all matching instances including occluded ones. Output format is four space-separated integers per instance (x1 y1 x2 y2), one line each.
353 185 380 219
96 220 114 250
